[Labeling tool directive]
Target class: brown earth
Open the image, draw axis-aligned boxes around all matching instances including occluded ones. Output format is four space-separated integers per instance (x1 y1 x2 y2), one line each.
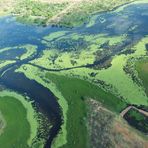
113 120 148 148
0 0 17 15
87 99 148 148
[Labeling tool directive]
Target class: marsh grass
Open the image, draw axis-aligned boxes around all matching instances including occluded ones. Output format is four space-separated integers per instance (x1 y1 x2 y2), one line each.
0 96 30 148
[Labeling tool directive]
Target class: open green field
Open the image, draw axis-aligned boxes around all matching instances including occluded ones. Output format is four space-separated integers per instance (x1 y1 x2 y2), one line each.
0 96 30 148
136 60 148 96
0 91 39 148
45 72 127 148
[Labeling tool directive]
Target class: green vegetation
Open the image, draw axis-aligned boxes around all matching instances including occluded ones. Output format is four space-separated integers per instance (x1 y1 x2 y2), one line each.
35 33 126 69
15 65 68 148
97 55 148 105
0 96 30 148
1 0 148 147
19 45 37 60
0 111 6 136
16 64 127 148
45 37 148 105
45 73 127 148
34 36 148 106
13 0 68 25
0 0 139 27
56 0 137 27
0 60 15 69
124 108 148 133
26 36 148 147
45 73 127 113
57 10 88 27
136 59 148 96
0 90 38 146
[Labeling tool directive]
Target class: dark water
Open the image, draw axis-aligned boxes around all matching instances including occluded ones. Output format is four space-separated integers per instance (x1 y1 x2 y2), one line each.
0 2 148 147
0 67 62 147
0 48 26 60
124 108 148 134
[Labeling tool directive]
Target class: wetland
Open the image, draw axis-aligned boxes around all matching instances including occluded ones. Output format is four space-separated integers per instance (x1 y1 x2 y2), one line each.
0 0 148 148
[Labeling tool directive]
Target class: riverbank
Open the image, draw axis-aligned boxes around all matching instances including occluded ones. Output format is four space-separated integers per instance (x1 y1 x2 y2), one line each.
0 0 140 27
16 64 127 148
0 91 39 147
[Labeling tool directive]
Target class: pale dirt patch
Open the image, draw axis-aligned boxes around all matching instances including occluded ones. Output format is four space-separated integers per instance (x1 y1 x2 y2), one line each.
141 62 148 73
0 0 17 15
113 120 148 148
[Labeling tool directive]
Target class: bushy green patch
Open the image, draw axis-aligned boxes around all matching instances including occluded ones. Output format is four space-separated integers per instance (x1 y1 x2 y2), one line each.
0 96 30 148
124 109 148 133
13 0 68 25
58 11 88 27
45 73 127 148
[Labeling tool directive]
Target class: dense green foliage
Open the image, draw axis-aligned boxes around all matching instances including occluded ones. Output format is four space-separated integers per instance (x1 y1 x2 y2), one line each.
58 11 89 27
14 0 68 25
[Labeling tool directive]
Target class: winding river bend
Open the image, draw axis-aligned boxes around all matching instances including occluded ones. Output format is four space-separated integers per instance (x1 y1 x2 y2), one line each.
0 16 67 147
0 67 62 147
1 2 148 147
0 36 63 148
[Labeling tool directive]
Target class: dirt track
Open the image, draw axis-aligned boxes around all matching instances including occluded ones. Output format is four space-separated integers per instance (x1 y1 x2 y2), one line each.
120 106 148 117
